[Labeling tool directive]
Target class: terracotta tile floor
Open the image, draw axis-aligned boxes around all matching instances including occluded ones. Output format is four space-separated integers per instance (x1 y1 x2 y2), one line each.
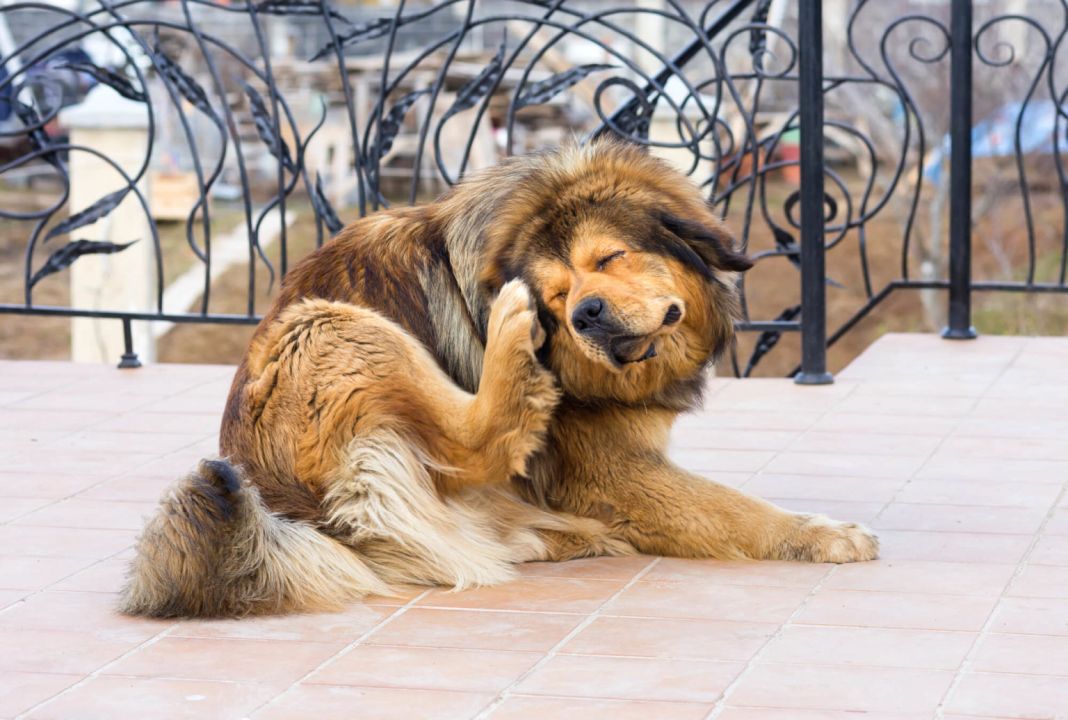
1 333 1067 719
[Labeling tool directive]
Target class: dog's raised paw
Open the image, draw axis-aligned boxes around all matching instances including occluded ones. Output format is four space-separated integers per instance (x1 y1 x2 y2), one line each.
487 279 545 356
787 514 879 563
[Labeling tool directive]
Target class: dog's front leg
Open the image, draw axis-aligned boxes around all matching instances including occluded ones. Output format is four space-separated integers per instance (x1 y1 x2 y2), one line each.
579 455 879 563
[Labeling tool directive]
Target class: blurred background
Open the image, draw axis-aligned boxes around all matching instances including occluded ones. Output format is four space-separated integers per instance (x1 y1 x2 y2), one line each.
1 0 1066 376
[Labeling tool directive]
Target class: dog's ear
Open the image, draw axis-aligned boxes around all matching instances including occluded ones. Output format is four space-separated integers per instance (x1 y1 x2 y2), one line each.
657 212 753 277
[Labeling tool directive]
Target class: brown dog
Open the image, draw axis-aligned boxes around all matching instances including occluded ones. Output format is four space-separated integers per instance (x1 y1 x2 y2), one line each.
121 140 877 618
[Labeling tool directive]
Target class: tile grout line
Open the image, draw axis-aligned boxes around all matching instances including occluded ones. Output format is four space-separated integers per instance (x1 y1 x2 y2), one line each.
739 378 864 487
5 364 229 440
726 378 867 495
0 373 88 464
13 617 183 719
3 370 114 414
846 342 1035 720
238 588 435 719
925 337 1050 720
864 342 1022 529
1 427 221 528
932 482 1068 720
0 543 136 619
469 556 663 720
867 348 1008 521
866 419 963 528
702 563 839 720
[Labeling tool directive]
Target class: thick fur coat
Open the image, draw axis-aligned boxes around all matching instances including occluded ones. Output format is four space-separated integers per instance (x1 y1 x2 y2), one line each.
122 141 877 618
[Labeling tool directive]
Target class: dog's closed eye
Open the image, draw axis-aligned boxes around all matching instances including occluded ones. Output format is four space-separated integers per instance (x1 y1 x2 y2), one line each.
596 251 626 271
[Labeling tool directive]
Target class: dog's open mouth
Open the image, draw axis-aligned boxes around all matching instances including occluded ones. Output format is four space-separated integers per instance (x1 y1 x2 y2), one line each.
610 336 657 366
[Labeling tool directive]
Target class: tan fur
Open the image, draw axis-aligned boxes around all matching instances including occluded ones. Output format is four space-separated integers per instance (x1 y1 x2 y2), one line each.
120 460 391 617
121 140 874 619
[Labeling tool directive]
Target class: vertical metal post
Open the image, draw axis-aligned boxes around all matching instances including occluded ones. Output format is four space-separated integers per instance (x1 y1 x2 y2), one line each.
943 0 978 340
118 318 142 369
795 0 833 385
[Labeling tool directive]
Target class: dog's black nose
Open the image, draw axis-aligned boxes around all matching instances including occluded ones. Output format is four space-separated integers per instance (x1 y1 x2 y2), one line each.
572 297 605 333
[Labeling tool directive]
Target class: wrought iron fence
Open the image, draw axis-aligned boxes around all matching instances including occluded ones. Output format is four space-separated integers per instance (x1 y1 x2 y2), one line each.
1 0 1066 378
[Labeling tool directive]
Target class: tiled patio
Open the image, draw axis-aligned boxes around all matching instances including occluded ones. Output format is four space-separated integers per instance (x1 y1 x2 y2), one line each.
1 333 1066 720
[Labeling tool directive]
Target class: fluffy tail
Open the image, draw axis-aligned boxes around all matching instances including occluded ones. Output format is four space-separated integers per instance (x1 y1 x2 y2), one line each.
119 459 390 618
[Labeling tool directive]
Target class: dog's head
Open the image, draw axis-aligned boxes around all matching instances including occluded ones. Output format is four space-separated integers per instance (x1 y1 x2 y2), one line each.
479 141 752 406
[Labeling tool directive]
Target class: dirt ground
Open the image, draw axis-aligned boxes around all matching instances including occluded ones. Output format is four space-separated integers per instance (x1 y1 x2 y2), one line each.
0 188 72 360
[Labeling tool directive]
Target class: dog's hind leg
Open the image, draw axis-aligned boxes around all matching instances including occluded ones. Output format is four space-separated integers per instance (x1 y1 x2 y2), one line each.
260 284 558 496
474 279 560 459
428 278 561 490
319 430 527 590
535 522 638 562
453 486 638 563
318 439 635 591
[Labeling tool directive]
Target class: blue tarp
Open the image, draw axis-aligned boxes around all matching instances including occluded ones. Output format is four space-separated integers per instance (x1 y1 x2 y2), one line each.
925 99 1063 182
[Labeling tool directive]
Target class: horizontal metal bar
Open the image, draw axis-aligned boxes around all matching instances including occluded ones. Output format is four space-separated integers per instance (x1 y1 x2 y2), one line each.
735 320 802 332
892 280 1068 294
822 280 1068 349
0 305 261 325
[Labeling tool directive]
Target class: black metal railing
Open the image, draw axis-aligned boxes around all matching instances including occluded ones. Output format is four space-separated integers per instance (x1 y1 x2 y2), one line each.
795 0 832 384
1 0 1066 378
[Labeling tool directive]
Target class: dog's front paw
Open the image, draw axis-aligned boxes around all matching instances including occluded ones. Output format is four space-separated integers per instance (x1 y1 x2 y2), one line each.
487 279 545 356
784 514 879 563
